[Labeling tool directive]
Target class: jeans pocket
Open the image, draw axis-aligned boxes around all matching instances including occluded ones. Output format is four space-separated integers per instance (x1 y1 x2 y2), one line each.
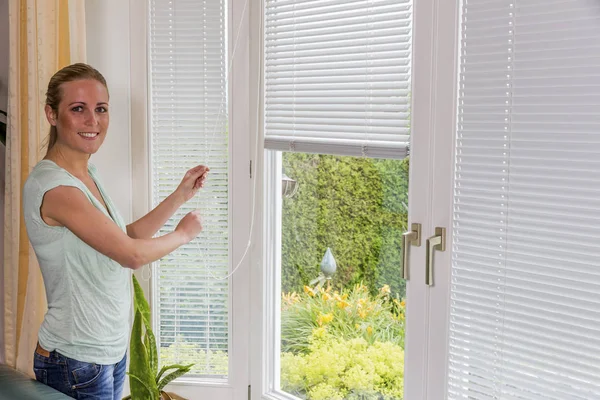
71 362 104 389
33 368 47 385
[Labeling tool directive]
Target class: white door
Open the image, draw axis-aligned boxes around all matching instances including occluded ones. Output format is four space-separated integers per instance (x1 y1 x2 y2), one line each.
426 1 600 398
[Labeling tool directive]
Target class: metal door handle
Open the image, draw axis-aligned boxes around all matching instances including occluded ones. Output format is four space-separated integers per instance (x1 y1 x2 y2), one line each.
426 227 446 286
401 223 421 280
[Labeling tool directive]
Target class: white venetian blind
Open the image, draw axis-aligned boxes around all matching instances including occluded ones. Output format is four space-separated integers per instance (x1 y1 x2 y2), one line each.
264 0 412 159
449 0 600 398
149 0 229 377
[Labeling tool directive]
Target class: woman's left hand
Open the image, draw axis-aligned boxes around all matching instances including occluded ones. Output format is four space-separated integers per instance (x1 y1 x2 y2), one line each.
175 165 210 203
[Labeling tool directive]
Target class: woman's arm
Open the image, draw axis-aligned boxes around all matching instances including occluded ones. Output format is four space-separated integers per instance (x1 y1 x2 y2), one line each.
41 185 203 270
126 165 209 239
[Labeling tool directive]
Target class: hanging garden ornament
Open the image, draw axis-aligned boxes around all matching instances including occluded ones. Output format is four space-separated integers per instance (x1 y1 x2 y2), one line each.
320 247 337 278
310 248 337 291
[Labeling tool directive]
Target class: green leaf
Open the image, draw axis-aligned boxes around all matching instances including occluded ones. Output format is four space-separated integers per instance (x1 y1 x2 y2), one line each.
156 364 193 383
132 275 151 324
133 275 158 376
157 364 194 392
127 372 155 398
144 330 158 378
129 310 159 400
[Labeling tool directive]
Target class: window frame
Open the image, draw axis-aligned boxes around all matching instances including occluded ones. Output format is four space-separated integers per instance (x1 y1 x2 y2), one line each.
250 0 444 399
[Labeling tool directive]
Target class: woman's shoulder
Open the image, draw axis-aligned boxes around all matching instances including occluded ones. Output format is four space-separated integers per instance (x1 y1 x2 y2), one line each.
24 160 77 194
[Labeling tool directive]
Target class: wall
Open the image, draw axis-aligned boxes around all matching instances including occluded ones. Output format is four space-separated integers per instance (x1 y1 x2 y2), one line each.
86 0 132 223
85 0 133 394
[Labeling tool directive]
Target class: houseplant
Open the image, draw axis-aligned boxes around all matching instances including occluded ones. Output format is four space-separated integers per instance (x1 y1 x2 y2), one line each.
123 275 194 400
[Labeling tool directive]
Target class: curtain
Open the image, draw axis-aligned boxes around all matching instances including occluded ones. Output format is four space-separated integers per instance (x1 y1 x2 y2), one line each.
3 0 86 375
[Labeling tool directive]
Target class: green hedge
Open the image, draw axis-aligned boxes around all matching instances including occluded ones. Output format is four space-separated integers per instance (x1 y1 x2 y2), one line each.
281 154 410 298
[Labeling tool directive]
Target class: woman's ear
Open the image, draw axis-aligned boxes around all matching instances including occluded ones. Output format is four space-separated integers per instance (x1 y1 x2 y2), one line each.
45 104 57 126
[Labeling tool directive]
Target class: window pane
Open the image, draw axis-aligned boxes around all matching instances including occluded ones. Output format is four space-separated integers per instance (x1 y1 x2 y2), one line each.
279 152 409 399
149 0 229 378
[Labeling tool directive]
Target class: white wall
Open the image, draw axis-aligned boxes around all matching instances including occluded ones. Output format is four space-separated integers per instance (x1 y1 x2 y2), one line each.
86 0 133 223
85 1 133 394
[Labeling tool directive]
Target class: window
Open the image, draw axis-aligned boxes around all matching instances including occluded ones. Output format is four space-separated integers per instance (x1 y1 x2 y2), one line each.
263 0 413 399
149 0 230 378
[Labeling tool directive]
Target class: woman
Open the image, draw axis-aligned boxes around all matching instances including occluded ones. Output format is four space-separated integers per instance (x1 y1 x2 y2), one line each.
22 63 208 399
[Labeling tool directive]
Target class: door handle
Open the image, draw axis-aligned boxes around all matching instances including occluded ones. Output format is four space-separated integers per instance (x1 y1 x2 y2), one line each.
401 223 421 280
426 227 446 286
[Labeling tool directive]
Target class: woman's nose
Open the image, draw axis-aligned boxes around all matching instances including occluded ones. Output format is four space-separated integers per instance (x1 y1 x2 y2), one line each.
84 109 98 125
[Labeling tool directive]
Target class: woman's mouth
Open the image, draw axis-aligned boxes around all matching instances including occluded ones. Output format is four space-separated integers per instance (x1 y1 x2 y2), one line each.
78 132 99 140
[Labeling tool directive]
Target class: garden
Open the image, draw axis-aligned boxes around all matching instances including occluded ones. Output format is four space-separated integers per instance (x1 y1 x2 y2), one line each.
279 153 409 400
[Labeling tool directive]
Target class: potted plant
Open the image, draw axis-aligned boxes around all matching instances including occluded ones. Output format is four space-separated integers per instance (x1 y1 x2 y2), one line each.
123 275 194 400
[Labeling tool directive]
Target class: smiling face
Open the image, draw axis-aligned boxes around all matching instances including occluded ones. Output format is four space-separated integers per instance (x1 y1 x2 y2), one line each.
45 79 109 156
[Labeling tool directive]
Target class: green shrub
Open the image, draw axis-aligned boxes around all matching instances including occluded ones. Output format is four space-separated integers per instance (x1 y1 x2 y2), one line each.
281 330 405 400
281 283 405 354
281 154 409 299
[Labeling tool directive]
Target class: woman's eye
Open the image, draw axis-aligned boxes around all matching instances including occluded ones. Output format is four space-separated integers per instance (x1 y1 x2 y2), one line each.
71 106 83 112
96 107 108 113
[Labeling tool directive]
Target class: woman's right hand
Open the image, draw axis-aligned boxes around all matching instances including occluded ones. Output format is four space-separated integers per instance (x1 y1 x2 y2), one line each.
175 210 204 243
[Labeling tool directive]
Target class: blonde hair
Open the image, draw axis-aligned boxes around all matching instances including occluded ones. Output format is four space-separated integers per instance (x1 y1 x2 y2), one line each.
45 63 108 153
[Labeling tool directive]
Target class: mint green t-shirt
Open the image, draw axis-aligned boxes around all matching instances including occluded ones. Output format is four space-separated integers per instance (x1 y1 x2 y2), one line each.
23 160 132 364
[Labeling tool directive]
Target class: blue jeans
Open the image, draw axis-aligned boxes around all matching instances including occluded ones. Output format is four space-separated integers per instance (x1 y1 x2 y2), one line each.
33 346 127 400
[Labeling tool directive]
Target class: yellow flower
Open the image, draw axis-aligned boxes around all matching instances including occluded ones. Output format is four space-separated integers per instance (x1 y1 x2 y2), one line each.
401 300 406 308
355 323 361 330
341 293 349 301
317 312 334 326
358 309 368 319
304 286 315 297
380 285 391 295
366 326 373 335
322 292 332 301
337 300 350 309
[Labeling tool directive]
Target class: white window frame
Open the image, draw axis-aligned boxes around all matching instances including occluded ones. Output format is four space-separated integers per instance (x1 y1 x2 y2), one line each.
249 0 456 398
129 0 252 398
